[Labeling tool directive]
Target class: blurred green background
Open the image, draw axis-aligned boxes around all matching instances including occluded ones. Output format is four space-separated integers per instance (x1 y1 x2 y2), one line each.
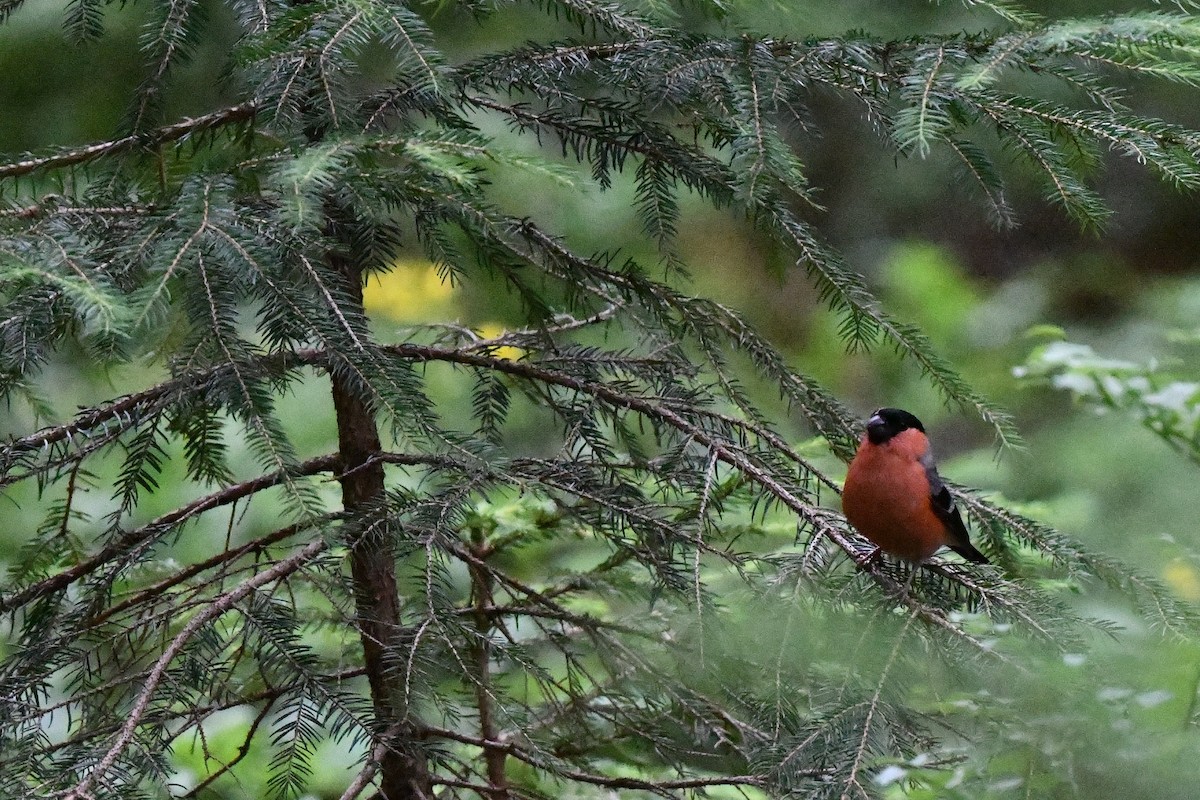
4 0 1200 796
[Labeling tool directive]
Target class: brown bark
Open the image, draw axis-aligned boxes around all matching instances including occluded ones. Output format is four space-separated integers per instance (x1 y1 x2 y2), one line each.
468 539 510 800
331 254 431 800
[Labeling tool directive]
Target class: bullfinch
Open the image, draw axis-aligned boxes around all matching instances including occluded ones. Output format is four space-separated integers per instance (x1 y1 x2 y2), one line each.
842 408 988 564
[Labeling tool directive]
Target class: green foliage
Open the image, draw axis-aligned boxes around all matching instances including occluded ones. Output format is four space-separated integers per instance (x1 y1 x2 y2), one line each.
892 636 1200 800
3 0 1200 799
1018 337 1200 465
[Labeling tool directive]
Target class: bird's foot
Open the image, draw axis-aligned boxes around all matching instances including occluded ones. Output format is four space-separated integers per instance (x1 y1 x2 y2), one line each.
900 563 921 598
855 546 883 568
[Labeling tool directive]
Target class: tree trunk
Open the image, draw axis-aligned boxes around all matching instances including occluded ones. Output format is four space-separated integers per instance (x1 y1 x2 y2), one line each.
330 251 431 800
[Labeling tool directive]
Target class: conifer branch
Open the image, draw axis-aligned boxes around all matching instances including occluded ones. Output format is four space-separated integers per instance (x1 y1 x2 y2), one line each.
61 535 327 800
1 379 189 484
89 518 315 626
0 103 257 180
0 454 336 613
382 343 1005 652
27 666 367 759
6 2 1200 797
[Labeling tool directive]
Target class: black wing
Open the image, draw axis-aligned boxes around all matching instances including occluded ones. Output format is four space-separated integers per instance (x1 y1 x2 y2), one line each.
923 455 989 564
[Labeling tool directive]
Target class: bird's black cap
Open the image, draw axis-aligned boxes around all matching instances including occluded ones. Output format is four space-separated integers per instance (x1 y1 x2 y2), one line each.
866 407 925 444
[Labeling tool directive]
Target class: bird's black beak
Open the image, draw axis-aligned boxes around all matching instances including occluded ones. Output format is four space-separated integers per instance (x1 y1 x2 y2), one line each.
866 413 888 444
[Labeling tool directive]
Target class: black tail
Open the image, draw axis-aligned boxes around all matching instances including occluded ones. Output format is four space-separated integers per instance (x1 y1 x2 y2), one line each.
950 542 989 564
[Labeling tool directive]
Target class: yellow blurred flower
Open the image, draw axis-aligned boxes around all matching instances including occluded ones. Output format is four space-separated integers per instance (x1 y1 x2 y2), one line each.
363 260 454 323
362 262 523 360
1163 559 1200 601
477 322 524 361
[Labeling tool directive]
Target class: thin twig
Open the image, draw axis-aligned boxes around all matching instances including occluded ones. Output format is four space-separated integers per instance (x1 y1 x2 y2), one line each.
179 696 276 798
0 455 337 613
89 518 319 625
63 536 327 800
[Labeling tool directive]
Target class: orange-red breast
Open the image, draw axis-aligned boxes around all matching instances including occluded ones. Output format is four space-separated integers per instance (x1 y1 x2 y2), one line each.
842 408 988 564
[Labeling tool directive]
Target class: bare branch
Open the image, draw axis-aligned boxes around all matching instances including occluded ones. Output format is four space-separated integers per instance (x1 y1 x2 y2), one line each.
178 695 276 799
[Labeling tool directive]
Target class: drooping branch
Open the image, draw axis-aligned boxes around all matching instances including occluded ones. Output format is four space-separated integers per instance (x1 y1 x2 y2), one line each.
30 666 367 758
0 103 258 180
62 535 328 800
177 696 277 799
0 454 337 613
89 518 315 626
1 361 286 488
1 378 185 487
3 333 1020 655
